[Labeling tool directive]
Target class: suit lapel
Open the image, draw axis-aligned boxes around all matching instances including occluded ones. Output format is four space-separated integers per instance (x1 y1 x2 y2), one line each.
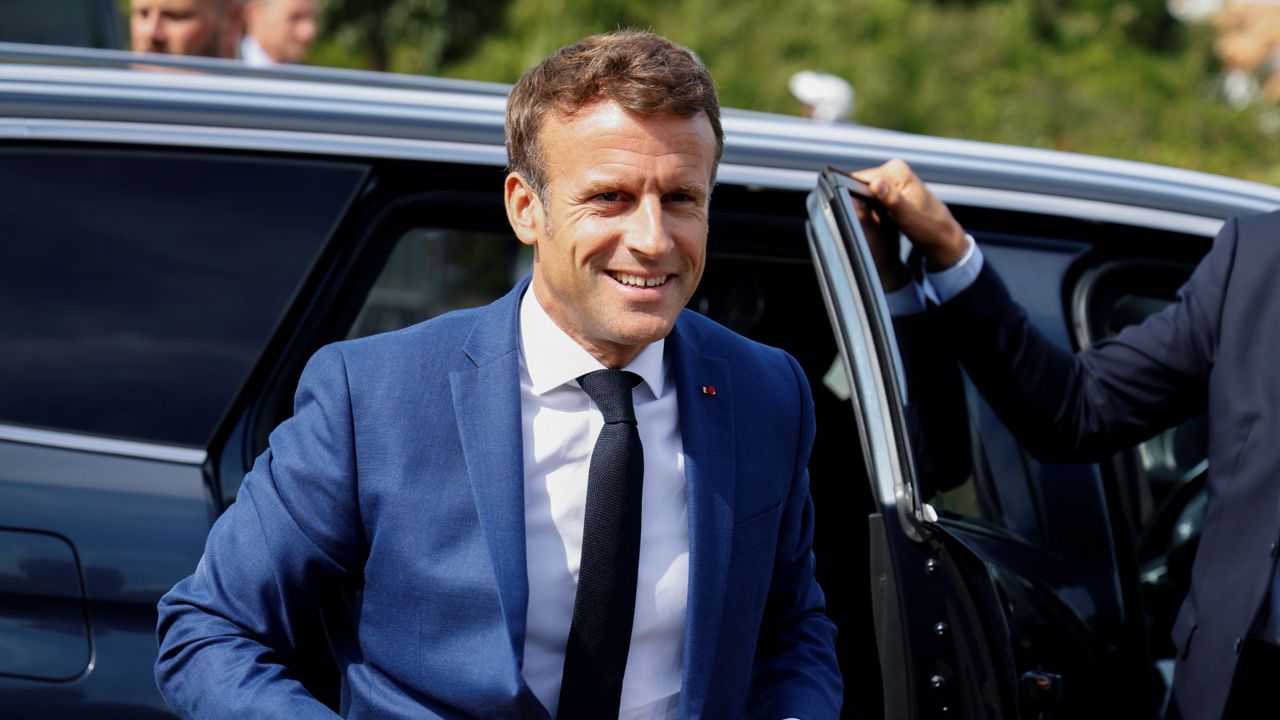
449 279 531 663
448 296 738 714
669 315 736 719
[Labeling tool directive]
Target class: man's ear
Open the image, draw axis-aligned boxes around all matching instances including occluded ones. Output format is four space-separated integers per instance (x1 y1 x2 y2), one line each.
504 172 544 247
222 1 247 59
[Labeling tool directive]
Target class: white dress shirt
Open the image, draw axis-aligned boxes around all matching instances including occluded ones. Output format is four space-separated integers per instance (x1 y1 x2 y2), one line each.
518 287 689 720
240 35 275 67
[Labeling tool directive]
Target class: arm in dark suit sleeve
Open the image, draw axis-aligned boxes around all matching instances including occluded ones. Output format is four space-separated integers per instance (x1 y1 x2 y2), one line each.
934 220 1236 462
155 345 366 719
749 352 843 720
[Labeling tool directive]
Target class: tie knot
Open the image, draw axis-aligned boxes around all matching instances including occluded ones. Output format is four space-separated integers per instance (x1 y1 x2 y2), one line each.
577 369 641 424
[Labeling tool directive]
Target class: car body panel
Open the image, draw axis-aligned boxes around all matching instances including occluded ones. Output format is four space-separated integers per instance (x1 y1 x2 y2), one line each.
0 439 208 716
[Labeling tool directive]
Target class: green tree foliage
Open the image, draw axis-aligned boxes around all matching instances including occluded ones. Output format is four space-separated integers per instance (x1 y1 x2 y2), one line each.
314 0 511 72
313 0 1280 183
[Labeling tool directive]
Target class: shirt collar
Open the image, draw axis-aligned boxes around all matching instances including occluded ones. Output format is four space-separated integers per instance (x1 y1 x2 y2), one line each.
518 285 666 398
240 35 275 66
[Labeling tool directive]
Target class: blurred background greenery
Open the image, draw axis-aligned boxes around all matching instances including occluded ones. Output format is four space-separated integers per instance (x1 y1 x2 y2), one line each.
244 1 1280 183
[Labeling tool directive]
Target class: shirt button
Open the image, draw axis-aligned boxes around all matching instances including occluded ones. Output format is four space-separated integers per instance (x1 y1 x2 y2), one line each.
1234 637 1243 654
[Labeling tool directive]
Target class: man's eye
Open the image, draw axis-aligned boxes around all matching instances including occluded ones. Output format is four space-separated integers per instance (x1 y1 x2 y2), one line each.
597 192 621 202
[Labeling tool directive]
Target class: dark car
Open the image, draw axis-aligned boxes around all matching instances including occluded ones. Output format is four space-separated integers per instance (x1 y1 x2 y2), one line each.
2 42 1278 719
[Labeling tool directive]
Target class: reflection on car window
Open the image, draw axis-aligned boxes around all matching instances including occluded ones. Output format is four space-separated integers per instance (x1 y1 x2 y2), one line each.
347 228 531 340
0 147 366 447
889 310 987 523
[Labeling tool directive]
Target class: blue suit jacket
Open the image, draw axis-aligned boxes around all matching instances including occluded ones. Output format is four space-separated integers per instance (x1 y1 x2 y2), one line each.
155 278 841 719
934 213 1280 720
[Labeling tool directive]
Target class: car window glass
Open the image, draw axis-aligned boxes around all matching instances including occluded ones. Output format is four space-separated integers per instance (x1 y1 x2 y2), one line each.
0 0 120 48
900 235 1091 540
904 356 991 519
0 147 366 447
347 227 531 340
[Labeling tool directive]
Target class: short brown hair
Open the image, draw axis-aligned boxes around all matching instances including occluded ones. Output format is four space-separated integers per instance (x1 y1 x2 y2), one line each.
505 31 724 199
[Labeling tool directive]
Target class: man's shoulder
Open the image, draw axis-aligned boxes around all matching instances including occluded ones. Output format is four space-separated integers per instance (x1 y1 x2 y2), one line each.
1237 208 1280 229
675 310 814 437
1231 209 1280 250
676 309 807 403
326 304 494 372
676 308 793 365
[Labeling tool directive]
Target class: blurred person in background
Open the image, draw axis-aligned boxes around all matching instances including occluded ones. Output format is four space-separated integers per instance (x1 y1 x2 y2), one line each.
1214 2 1280 106
130 0 243 59
241 0 321 66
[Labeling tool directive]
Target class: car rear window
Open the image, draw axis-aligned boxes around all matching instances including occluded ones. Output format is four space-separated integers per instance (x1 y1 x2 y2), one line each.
0 147 367 447
0 0 121 49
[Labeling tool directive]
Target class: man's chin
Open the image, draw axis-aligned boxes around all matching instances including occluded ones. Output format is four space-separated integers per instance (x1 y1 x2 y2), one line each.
607 315 681 349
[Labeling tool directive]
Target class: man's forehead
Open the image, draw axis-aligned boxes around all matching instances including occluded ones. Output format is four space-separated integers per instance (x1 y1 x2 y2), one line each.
133 0 220 11
551 96 707 127
269 0 319 13
545 101 714 149
539 104 715 178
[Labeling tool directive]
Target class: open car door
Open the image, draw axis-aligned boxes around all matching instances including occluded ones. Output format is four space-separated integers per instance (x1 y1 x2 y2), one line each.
806 168 1019 719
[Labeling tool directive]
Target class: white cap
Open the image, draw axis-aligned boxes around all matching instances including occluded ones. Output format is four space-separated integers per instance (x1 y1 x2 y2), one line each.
789 70 855 123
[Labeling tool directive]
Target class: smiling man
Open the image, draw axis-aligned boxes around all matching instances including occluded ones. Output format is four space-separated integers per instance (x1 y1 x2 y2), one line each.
155 31 841 720
504 94 711 369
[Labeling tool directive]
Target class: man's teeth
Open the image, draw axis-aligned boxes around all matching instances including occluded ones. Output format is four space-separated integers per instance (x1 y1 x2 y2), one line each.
613 273 667 288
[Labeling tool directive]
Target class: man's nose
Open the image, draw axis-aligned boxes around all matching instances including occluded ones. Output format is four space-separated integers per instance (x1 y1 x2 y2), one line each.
139 14 166 44
623 196 675 257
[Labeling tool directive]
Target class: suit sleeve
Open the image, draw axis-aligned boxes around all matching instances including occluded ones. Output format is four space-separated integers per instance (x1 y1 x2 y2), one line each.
748 351 843 720
155 345 366 719
934 219 1236 462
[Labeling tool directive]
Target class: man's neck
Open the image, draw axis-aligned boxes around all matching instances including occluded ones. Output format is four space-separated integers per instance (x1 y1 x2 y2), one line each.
518 286 665 397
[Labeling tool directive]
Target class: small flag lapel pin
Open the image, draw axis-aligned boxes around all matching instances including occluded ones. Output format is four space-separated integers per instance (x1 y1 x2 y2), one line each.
700 385 717 396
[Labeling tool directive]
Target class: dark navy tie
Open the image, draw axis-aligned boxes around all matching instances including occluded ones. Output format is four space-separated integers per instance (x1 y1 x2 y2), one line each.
557 369 644 719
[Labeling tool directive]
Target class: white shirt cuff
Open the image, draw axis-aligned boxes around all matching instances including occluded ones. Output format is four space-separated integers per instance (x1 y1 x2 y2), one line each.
885 233 980 314
926 233 982 304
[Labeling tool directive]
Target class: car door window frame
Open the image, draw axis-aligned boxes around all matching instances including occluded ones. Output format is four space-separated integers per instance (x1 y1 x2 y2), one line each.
807 168 1018 718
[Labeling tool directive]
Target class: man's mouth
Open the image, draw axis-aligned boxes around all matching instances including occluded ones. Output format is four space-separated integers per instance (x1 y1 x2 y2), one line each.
609 272 670 288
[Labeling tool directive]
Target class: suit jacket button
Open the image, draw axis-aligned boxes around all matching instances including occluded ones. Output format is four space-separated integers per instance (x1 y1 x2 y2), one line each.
1270 541 1277 557
1234 637 1243 654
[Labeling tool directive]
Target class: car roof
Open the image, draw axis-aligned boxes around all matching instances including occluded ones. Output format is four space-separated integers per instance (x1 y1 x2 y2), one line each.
3 41 1277 234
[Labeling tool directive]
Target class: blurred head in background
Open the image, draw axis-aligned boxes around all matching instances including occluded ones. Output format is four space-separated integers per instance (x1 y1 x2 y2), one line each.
130 0 242 59
241 0 321 66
